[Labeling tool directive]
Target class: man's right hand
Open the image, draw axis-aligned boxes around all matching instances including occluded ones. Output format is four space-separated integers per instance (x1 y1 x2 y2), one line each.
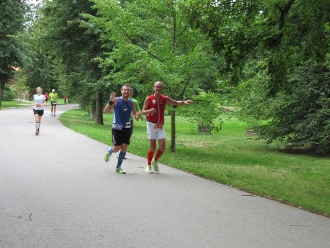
110 92 116 101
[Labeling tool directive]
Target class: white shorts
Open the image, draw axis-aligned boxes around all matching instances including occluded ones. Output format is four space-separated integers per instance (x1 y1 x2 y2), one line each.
147 121 166 140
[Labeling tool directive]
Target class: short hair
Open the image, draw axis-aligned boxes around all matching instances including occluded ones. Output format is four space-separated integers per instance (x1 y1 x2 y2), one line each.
121 84 131 90
154 81 163 87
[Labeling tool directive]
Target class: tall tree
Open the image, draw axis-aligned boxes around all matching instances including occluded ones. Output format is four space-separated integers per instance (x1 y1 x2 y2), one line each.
0 0 28 105
36 0 108 124
18 23 57 95
88 0 214 151
184 0 330 153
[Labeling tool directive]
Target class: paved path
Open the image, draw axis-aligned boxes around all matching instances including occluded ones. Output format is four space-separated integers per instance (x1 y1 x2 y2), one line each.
1 104 329 248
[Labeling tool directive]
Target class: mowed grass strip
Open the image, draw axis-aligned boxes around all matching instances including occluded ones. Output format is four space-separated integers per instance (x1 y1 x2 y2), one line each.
60 109 330 217
0 100 32 109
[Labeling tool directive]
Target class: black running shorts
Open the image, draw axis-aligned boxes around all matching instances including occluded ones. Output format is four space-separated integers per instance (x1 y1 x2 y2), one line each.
33 109 44 116
112 128 131 146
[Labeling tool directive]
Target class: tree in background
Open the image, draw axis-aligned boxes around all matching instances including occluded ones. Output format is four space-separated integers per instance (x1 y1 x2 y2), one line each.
0 0 28 105
87 0 215 151
18 22 57 97
257 63 330 154
238 0 330 153
34 0 108 124
188 0 330 153
19 0 330 154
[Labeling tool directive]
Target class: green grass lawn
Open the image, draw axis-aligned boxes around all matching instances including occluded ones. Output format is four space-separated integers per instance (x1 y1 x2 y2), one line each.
59 108 330 217
0 100 32 109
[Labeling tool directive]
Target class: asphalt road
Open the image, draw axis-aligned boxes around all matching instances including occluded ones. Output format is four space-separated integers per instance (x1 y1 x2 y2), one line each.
1 104 330 248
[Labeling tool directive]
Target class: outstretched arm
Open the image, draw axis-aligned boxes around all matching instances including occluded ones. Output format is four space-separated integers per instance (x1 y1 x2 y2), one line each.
165 96 193 106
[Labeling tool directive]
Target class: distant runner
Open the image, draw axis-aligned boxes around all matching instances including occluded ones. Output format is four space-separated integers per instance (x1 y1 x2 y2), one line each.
31 87 46 135
49 89 58 116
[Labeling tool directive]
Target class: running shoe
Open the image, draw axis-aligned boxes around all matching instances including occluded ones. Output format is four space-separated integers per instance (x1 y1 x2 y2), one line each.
104 149 112 162
35 130 38 135
145 166 153 174
116 167 126 174
151 159 159 172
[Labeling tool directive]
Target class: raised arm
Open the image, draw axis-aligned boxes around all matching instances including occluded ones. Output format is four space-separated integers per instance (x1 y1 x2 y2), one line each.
104 92 117 113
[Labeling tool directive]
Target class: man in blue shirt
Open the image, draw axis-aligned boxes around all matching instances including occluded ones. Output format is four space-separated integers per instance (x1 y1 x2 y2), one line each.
103 84 139 174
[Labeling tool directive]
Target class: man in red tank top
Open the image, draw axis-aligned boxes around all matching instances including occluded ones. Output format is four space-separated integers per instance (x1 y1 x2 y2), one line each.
141 81 192 173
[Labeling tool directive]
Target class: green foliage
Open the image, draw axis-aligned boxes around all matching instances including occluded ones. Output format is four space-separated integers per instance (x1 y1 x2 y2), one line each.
3 86 16 101
218 0 330 155
182 0 263 85
18 29 57 94
88 0 214 99
86 0 219 148
258 63 330 154
35 0 108 106
178 90 226 133
237 59 273 120
15 1 59 95
19 0 330 155
0 0 28 103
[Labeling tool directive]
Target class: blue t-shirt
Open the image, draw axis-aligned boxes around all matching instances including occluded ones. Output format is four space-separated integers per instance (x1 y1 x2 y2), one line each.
113 97 132 128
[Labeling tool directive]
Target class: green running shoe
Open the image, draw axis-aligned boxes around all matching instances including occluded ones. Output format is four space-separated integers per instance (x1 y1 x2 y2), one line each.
104 149 112 162
145 166 153 174
151 159 159 172
116 167 126 174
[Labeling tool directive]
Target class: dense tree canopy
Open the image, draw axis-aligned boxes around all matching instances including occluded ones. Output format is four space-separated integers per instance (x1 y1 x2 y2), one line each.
86 0 217 150
233 0 330 153
14 0 330 154
181 0 330 153
0 0 28 105
37 0 109 124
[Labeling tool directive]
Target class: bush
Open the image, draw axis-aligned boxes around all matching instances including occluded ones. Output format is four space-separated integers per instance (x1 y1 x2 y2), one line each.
258 63 330 154
3 87 16 101
178 90 225 134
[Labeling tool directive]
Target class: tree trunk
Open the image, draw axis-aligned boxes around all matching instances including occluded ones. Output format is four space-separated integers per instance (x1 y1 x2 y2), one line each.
89 99 96 120
170 109 176 152
95 91 104 125
0 86 3 106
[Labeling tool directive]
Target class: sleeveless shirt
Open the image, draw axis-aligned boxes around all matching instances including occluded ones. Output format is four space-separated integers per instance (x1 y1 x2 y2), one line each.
113 97 133 128
146 94 166 124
